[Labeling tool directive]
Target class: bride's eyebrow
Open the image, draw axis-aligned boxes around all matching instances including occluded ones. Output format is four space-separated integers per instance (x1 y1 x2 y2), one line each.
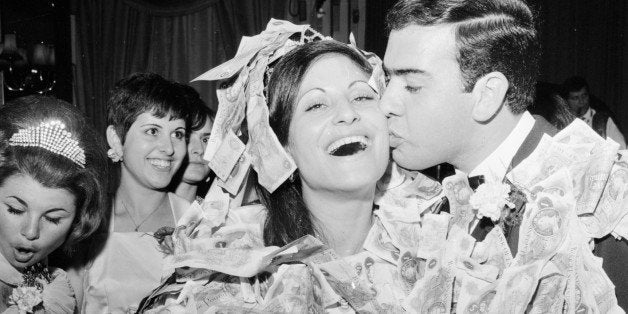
348 80 370 88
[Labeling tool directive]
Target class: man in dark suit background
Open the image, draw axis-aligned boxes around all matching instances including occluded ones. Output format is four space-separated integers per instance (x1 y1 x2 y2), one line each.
380 0 627 309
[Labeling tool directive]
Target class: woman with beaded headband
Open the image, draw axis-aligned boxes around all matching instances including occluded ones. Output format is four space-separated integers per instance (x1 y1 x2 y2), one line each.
139 20 437 313
0 95 109 313
80 73 199 313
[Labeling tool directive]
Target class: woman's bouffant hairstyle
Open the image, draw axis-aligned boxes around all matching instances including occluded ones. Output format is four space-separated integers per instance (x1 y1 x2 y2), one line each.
255 40 373 247
107 72 197 143
0 95 109 254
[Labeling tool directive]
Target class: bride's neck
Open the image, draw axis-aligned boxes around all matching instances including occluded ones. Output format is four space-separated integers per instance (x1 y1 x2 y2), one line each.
302 186 375 257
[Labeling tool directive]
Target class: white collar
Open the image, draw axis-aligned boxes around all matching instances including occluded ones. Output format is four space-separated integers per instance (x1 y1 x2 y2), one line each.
468 111 536 182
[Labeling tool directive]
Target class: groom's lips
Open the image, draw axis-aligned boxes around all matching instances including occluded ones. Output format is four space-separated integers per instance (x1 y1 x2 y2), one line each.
388 131 403 148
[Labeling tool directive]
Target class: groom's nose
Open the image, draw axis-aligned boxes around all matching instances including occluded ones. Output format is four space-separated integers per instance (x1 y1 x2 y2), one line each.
380 83 403 117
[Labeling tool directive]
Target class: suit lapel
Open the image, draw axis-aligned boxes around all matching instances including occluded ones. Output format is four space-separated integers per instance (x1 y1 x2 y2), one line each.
470 116 558 251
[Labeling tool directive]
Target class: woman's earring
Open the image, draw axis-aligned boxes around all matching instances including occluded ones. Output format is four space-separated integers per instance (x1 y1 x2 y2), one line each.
107 148 123 162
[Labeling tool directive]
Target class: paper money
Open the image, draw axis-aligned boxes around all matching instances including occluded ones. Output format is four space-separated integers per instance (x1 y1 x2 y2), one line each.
488 260 546 313
416 213 450 259
442 173 476 231
580 162 628 238
396 249 425 294
316 258 381 312
262 264 324 313
243 56 297 192
515 171 575 265
473 226 513 275
209 129 246 181
203 68 249 163
193 19 310 82
217 148 252 195
455 274 496 314
403 250 455 313
508 134 574 189
376 207 422 250
554 118 605 146
363 218 400 264
571 144 616 215
246 95 297 193
193 37 263 82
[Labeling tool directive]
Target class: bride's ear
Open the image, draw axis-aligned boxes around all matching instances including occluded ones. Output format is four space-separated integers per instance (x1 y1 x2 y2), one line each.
470 71 509 123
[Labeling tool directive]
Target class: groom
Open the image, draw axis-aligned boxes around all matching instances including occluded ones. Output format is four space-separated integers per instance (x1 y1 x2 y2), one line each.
380 0 627 308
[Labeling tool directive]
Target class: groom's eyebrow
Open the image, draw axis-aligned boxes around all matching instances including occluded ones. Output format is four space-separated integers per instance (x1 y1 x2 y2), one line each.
383 65 429 77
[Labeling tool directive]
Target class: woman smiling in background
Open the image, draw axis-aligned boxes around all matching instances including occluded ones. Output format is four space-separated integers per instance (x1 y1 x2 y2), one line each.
81 73 197 313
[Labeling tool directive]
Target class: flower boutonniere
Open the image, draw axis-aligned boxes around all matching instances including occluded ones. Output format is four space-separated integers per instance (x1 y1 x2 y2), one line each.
469 182 515 222
8 263 51 314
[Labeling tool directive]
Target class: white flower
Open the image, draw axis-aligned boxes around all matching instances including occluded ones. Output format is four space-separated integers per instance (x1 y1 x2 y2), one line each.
8 286 43 313
469 182 515 222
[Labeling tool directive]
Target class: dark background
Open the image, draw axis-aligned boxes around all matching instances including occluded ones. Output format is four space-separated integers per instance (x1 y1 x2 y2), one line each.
2 0 627 136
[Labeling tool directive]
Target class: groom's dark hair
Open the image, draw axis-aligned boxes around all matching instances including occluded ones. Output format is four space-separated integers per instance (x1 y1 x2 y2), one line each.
386 0 539 114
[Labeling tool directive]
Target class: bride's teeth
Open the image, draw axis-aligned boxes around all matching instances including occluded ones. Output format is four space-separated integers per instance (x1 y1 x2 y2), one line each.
327 136 369 154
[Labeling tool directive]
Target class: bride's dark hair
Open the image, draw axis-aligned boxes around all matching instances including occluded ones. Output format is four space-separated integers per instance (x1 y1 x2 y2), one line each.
256 40 373 247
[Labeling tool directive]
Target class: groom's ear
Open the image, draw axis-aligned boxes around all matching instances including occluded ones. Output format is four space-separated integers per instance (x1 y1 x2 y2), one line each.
470 71 509 123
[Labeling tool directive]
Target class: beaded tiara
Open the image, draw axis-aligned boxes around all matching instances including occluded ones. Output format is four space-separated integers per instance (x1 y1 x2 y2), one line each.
8 120 86 168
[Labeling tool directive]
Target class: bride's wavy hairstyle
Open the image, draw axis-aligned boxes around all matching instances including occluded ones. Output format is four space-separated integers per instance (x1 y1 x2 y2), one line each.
256 40 373 247
0 96 109 257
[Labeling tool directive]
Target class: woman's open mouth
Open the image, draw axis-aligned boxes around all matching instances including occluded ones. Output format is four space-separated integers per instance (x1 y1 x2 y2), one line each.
14 247 36 263
327 136 370 156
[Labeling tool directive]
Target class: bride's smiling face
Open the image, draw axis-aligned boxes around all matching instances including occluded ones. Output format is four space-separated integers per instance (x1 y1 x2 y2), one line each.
287 54 389 193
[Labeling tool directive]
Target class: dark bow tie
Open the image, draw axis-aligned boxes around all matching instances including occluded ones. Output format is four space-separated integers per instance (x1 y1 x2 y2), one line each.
432 175 485 215
468 175 485 191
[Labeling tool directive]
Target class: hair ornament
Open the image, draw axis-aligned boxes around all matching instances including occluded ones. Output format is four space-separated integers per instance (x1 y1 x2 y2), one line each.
9 120 86 168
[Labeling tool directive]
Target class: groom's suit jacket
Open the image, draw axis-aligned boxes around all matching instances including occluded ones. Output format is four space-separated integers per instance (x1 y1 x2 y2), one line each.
469 115 628 309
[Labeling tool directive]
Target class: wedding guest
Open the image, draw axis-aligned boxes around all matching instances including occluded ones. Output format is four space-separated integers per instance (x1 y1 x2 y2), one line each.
172 85 215 203
81 73 195 313
562 75 626 148
0 95 108 313
382 0 627 309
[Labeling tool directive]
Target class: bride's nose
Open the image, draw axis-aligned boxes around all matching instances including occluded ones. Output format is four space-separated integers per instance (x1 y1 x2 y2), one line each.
333 99 361 125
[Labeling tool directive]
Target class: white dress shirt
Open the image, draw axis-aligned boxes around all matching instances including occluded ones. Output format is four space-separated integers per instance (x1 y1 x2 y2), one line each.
421 112 536 215
468 111 536 183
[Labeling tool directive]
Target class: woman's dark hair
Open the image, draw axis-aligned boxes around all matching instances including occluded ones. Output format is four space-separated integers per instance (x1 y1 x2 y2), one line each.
530 82 576 130
255 40 373 247
177 83 215 131
107 72 197 143
0 96 109 255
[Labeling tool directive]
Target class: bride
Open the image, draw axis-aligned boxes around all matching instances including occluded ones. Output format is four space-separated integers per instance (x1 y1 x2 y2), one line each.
139 20 437 313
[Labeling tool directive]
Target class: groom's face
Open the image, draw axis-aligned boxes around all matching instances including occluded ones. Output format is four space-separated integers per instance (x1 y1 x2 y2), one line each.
381 24 474 170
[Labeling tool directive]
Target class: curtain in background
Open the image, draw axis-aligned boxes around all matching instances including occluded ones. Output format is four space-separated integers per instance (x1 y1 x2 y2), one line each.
533 0 628 132
74 0 287 134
